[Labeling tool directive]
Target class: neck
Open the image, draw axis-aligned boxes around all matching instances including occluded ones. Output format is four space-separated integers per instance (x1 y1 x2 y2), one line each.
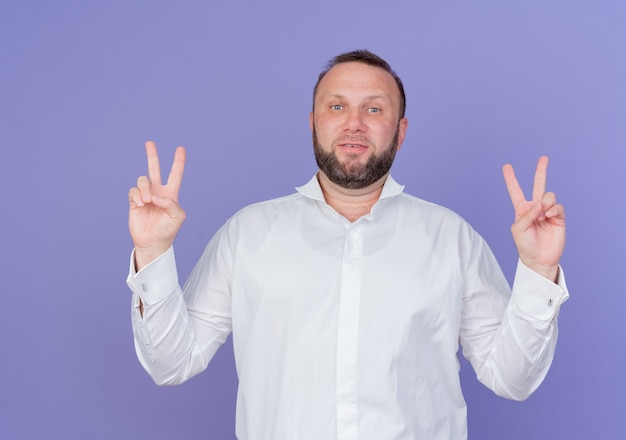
317 171 388 222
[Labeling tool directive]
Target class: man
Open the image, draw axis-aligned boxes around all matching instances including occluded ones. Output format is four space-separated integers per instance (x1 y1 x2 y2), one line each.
127 50 568 439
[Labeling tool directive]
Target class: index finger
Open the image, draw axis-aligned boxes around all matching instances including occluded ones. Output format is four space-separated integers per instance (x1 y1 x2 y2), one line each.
166 146 186 192
502 163 526 207
532 156 549 201
145 141 162 186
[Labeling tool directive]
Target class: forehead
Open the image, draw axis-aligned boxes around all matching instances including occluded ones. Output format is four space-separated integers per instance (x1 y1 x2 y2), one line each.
316 61 400 103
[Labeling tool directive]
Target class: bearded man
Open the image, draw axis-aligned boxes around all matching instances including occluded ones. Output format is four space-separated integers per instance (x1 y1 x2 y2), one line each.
127 49 568 440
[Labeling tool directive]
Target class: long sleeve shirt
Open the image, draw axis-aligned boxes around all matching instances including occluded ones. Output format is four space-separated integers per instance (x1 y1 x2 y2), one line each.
127 175 569 440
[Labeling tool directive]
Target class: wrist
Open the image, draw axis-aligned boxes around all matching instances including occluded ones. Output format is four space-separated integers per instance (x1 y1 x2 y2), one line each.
134 244 171 271
521 260 559 283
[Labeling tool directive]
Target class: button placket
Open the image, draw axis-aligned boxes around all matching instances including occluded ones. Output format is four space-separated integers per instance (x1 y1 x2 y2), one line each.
336 224 365 440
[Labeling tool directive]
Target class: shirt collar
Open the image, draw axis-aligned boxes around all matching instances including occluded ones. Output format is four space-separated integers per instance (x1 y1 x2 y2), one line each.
295 173 405 201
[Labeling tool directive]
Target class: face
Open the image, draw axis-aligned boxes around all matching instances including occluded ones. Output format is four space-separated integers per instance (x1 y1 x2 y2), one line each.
310 61 408 190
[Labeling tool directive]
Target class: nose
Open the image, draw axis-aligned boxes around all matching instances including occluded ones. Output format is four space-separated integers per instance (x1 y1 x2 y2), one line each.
344 108 366 133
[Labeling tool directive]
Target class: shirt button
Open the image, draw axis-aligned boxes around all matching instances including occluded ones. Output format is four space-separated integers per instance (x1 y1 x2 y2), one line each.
141 283 147 291
548 298 553 307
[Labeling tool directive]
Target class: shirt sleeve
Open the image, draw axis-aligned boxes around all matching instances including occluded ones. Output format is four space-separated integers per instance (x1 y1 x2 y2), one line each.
460 236 569 401
510 260 569 321
126 226 234 386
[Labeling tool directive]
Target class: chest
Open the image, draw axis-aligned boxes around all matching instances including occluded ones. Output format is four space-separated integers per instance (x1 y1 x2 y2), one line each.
229 218 466 346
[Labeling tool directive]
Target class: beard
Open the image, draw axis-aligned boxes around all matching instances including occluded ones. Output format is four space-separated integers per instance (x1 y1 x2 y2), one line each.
313 124 400 190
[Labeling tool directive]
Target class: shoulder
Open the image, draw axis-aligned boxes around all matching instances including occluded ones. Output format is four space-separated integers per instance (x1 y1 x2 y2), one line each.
389 193 495 270
391 192 472 228
220 191 310 236
232 192 304 220
387 192 487 253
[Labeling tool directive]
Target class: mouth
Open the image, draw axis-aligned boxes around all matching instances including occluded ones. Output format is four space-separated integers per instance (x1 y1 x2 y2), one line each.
338 142 368 151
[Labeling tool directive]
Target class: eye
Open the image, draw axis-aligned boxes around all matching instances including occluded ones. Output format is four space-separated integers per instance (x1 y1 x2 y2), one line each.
368 107 381 113
330 104 343 111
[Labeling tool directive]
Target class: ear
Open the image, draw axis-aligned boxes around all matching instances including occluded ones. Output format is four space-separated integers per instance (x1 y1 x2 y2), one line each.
396 118 408 151
309 112 314 131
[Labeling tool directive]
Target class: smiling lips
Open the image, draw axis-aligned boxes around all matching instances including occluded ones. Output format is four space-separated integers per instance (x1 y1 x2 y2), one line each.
343 143 365 148
338 142 369 152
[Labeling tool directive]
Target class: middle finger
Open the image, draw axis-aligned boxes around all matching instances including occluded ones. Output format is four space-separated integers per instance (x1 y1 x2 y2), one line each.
532 156 549 201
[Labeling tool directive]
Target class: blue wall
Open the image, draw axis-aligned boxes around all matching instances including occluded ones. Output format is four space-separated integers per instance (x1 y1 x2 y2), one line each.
1 1 624 438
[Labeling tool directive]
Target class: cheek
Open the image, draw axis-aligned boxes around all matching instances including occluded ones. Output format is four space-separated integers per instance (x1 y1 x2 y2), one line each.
314 116 338 139
373 121 396 140
316 114 340 130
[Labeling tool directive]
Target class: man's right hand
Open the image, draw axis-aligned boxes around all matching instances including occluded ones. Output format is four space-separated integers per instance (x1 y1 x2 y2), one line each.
128 141 187 271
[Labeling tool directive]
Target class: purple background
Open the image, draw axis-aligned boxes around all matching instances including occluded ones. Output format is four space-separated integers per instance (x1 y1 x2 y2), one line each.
1 1 624 438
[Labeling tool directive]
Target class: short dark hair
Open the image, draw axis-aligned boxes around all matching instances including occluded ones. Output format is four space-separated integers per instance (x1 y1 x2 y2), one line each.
312 49 406 118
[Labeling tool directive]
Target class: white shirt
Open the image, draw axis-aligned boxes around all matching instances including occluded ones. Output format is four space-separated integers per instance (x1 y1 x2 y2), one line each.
127 175 568 440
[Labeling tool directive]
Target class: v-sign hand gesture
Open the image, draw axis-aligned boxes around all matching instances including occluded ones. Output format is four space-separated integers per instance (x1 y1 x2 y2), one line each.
502 156 566 282
128 141 187 270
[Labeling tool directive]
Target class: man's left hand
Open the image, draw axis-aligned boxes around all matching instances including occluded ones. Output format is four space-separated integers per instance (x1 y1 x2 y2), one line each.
502 156 566 282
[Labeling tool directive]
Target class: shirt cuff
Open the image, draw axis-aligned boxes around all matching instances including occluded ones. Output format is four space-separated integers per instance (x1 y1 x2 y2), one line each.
126 246 179 305
510 259 569 321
